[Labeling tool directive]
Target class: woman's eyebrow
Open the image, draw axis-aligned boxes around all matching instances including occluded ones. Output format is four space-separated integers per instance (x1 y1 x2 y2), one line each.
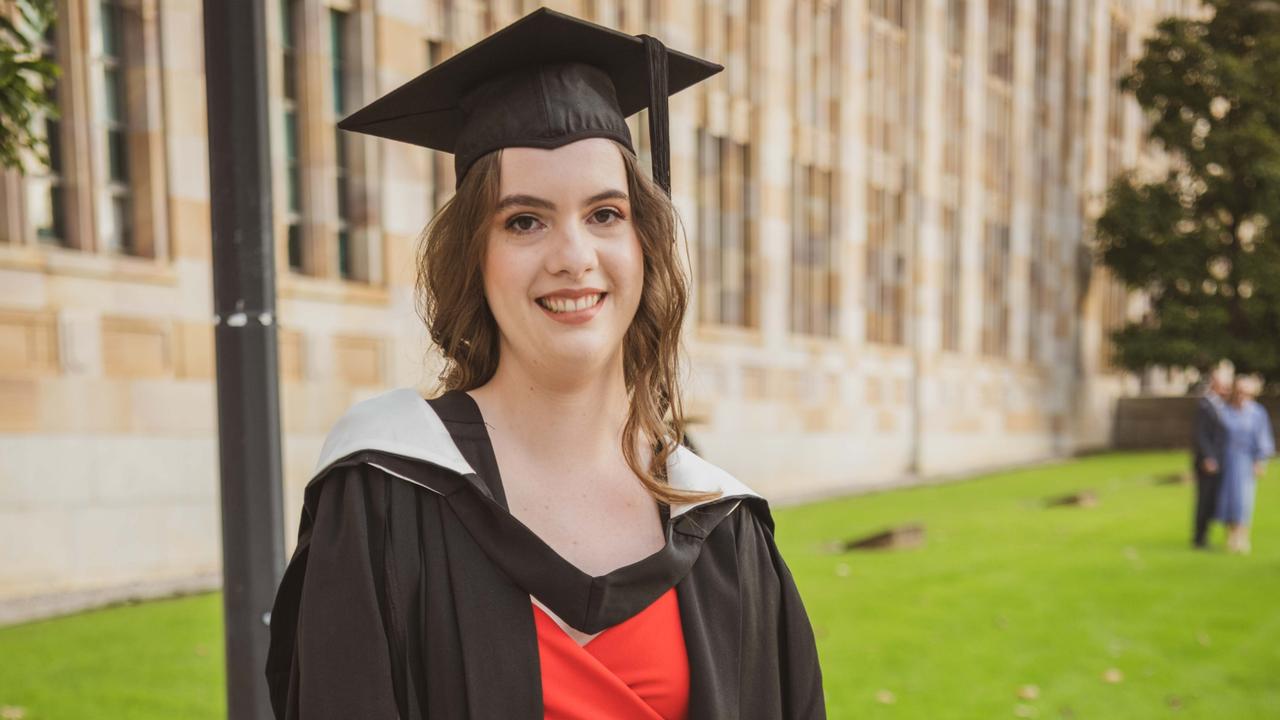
584 189 628 205
496 194 555 212
495 189 628 212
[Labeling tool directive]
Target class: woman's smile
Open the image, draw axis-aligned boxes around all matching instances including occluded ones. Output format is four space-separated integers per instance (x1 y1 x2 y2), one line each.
535 292 608 324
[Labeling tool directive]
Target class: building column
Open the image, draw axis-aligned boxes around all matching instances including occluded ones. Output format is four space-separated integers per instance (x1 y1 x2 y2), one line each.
959 0 986 357
353 0 383 285
911 0 945 473
63 0 96 252
755 0 790 348
127 0 171 262
840 0 867 344
1006 0 1037 364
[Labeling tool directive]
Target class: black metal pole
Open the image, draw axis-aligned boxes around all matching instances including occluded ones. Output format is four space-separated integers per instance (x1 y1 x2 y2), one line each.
202 0 284 717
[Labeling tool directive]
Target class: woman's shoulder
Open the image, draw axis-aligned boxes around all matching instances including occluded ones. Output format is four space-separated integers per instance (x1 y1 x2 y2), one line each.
665 445 782 538
666 444 761 504
310 386 476 488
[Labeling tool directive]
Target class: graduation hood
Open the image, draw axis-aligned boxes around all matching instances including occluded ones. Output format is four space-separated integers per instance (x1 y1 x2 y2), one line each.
311 387 762 518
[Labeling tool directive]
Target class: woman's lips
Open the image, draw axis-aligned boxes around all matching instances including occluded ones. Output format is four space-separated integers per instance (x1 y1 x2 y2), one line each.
535 293 606 325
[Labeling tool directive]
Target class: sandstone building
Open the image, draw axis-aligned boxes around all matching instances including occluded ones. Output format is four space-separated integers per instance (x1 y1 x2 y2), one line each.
0 0 1195 616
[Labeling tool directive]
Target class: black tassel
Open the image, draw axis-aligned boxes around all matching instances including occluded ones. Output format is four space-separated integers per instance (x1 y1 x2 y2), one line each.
640 34 671 197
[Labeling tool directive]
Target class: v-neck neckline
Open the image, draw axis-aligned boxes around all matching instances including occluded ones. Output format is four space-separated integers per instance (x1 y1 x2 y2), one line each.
447 388 673 582
419 388 743 634
386 389 742 630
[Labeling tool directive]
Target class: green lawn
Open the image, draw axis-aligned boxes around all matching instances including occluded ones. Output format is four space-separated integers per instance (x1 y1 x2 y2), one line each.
0 590 224 719
1 451 1276 719
775 451 1280 719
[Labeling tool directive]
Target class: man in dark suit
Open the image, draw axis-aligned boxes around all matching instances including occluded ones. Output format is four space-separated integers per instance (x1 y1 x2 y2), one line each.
1191 366 1231 548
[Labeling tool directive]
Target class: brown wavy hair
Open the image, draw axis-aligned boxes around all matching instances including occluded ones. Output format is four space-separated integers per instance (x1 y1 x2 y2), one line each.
416 140 719 507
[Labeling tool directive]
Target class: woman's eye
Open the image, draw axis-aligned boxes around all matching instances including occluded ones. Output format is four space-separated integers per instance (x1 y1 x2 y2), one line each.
591 208 624 224
506 215 543 234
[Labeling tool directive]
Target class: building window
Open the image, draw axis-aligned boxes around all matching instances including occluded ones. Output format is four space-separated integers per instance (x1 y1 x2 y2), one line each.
791 162 837 337
789 0 840 337
696 0 757 329
1098 267 1128 371
98 0 133 255
28 19 68 247
276 1 373 283
697 128 755 328
865 0 909 345
791 163 837 336
424 39 450 218
866 184 906 345
1029 183 1049 361
282 0 304 272
1106 12 1130 181
330 8 353 279
981 221 1010 356
6 0 166 257
941 206 962 352
1100 7 1133 371
30 118 68 246
981 0 1014 357
940 0 965 352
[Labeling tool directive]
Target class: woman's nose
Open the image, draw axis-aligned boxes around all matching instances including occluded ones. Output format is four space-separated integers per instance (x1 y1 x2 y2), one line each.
546 219 596 277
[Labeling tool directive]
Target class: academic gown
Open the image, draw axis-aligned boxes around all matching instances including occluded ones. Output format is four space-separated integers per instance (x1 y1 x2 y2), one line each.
265 387 826 719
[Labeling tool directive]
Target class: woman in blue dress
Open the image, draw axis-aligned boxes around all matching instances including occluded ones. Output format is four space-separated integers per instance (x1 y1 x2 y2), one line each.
1215 375 1275 554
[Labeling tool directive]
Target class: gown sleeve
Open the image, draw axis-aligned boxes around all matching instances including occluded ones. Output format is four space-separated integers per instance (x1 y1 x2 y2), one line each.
765 518 827 719
734 503 827 719
266 464 402 720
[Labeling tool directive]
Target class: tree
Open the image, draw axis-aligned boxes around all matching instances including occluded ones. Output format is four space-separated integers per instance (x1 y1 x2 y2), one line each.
0 0 59 173
1095 0 1280 385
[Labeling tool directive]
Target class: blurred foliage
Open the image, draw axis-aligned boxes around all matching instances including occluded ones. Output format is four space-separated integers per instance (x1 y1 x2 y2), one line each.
1095 0 1280 385
0 0 59 173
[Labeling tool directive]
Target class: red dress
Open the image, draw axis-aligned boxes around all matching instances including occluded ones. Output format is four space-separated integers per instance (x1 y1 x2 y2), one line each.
533 586 690 720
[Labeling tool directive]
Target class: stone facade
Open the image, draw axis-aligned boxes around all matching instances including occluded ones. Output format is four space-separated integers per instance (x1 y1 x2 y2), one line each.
0 0 1197 613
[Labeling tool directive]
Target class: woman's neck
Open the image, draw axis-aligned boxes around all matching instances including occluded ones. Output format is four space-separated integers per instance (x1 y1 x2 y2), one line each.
469 350 631 469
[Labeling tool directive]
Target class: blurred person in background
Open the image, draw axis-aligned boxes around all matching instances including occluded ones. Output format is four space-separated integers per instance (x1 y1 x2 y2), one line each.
1191 365 1232 549
1215 374 1275 554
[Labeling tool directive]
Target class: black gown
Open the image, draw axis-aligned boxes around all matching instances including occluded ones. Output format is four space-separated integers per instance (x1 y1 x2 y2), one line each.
265 387 826 719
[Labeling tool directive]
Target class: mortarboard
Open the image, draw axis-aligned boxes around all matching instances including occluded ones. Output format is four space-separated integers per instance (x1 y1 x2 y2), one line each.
336 7 722 195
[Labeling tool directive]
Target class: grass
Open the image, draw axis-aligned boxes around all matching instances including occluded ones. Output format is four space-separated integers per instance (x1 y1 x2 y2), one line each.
0 591 225 719
1 451 1276 719
774 451 1280 719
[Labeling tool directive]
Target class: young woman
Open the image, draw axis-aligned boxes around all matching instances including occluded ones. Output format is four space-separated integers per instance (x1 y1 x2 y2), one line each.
266 9 825 719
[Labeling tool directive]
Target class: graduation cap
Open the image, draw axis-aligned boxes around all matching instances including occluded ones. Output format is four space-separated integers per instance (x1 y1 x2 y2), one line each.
337 7 722 195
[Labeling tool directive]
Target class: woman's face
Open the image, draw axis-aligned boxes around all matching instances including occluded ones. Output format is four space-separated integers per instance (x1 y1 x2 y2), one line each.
483 138 643 376
1232 383 1255 406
